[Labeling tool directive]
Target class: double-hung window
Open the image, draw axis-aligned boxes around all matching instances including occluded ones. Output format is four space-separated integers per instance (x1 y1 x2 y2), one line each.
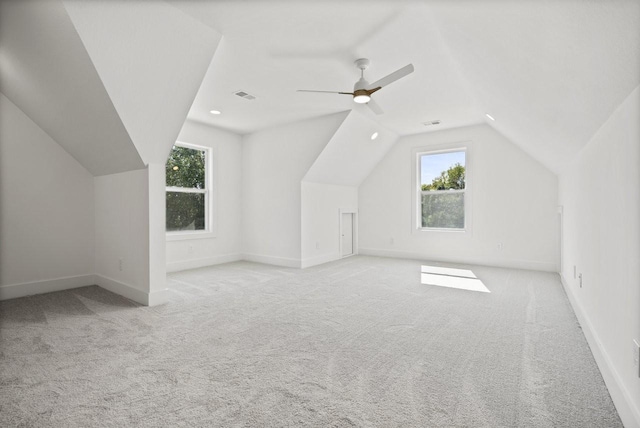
417 148 467 230
165 143 210 233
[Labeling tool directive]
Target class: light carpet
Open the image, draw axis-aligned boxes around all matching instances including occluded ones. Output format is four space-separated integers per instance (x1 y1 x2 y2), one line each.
0 256 622 427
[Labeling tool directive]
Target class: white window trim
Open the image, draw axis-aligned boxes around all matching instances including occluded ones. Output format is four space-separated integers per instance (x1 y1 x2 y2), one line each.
411 141 473 235
166 141 217 241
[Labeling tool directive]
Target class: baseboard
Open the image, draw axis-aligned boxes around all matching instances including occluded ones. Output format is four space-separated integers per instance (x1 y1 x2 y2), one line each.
242 253 301 268
358 247 557 272
0 274 96 301
301 252 341 269
147 288 170 307
166 253 242 273
95 275 167 307
561 275 640 428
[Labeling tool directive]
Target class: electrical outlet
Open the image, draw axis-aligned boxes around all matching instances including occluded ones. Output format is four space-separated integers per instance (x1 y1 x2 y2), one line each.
390 237 394 245
118 258 123 272
315 242 320 250
188 245 194 254
578 273 582 288
497 243 503 250
634 340 640 378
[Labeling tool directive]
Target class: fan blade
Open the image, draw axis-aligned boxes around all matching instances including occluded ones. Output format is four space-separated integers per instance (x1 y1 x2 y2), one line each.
366 99 384 115
297 90 353 95
368 64 414 89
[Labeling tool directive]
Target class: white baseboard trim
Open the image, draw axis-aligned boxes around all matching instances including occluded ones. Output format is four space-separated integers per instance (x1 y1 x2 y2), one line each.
95 275 167 306
560 275 640 428
166 253 243 273
358 247 557 272
301 253 341 269
147 288 170 307
242 253 301 268
0 274 96 301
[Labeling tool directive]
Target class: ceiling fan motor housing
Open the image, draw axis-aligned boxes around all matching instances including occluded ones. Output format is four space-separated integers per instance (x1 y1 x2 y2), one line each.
354 77 369 91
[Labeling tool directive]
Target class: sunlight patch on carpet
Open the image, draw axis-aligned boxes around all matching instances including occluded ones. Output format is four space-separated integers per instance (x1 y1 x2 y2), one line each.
421 265 490 293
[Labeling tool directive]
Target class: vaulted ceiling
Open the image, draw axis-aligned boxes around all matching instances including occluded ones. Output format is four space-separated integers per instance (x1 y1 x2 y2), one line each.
173 0 640 173
1 1 638 176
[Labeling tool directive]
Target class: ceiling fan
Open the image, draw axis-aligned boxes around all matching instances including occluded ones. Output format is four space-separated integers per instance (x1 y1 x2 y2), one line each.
297 58 414 115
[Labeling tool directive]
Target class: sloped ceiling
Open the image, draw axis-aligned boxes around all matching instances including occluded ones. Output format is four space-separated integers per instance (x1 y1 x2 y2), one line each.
63 0 222 165
1 1 637 175
303 110 398 187
170 0 640 173
428 0 640 172
172 1 480 136
0 0 144 176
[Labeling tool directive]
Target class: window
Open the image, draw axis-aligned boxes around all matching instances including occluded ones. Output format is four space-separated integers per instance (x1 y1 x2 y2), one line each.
417 148 467 230
165 143 210 233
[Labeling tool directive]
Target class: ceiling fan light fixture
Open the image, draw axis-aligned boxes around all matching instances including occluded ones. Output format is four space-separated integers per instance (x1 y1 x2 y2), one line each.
354 94 370 104
297 58 414 116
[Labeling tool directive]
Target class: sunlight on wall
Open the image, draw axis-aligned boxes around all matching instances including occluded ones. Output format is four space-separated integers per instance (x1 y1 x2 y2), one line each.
421 265 490 293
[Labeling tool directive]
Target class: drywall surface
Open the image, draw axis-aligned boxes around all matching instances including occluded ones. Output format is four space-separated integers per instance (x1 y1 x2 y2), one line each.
359 124 559 271
301 182 358 268
64 0 222 165
94 169 149 297
242 112 348 266
166 121 243 272
429 1 640 173
147 162 167 304
559 85 640 427
0 93 95 297
303 110 397 186
0 0 144 176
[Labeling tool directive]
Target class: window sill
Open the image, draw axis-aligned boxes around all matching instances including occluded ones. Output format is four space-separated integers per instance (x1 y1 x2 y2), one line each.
417 227 467 233
166 231 217 241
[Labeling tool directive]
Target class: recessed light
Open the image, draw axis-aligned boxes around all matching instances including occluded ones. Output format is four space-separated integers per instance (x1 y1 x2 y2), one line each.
371 132 379 140
209 110 221 115
485 113 495 121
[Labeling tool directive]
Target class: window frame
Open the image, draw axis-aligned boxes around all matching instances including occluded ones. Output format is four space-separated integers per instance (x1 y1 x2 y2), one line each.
411 142 472 234
165 141 216 241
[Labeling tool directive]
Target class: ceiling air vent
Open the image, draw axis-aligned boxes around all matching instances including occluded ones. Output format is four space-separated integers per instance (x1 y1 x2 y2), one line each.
423 120 441 126
234 90 256 100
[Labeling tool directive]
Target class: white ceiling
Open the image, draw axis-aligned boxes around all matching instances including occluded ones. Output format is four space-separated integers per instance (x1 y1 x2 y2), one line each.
172 1 481 135
1 1 638 175
0 0 222 175
64 0 222 165
171 0 640 172
0 0 145 176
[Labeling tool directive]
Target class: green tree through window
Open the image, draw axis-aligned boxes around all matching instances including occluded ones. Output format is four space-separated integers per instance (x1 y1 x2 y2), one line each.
166 145 208 232
420 151 466 229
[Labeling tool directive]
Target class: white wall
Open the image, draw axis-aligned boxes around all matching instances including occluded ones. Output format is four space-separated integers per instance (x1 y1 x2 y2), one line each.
0 0 145 177
359 124 559 271
0 93 95 299
301 182 358 268
166 120 243 272
147 162 167 304
94 169 148 299
303 110 397 186
559 85 640 427
64 0 222 165
242 112 348 267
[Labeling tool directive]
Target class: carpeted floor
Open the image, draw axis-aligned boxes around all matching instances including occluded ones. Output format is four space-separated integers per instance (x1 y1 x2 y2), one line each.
0 256 622 427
